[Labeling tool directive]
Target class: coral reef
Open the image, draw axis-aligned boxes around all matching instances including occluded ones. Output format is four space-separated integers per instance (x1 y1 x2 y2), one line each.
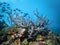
0 2 60 45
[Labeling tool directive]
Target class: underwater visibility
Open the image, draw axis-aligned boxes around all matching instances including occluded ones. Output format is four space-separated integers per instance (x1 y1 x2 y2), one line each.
0 0 60 45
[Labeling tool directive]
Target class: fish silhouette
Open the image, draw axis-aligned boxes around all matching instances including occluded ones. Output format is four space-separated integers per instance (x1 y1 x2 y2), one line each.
3 2 6 4
0 3 2 6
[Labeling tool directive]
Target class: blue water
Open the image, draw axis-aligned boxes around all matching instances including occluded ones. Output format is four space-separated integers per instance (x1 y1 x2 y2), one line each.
0 0 60 34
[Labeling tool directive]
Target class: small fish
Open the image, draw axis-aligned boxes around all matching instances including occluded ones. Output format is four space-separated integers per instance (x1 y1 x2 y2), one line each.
3 5 6 7
0 15 3 17
7 6 10 9
0 3 2 6
16 8 18 10
1 7 6 12
24 13 28 17
3 2 6 4
7 4 10 6
21 11 23 14
14 10 16 11
18 9 21 12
